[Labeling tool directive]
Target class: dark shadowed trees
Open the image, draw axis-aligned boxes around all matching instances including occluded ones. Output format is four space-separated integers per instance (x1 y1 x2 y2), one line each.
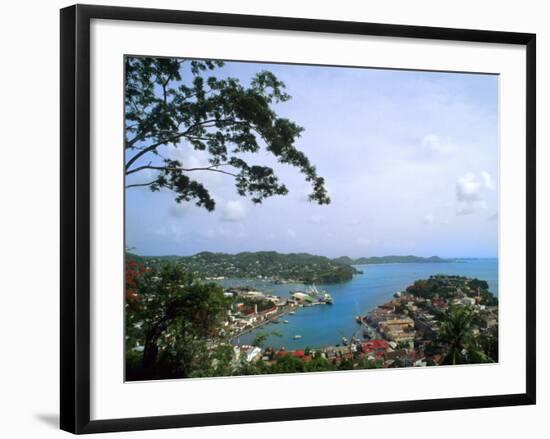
125 262 230 380
437 306 490 365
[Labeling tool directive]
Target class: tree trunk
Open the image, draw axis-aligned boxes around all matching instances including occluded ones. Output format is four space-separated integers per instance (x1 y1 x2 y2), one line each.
142 320 169 378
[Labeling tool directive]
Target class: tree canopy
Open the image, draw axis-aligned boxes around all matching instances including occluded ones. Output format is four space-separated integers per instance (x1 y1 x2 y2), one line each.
437 305 491 365
125 56 330 210
125 261 230 380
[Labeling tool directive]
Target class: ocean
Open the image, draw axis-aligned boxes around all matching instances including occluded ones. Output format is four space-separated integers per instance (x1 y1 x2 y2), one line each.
224 259 498 350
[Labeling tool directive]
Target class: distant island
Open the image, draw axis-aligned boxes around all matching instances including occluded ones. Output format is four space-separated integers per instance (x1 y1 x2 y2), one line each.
127 251 461 285
333 255 454 265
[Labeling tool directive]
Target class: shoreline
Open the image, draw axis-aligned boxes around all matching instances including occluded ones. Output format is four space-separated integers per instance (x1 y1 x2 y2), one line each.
229 301 330 344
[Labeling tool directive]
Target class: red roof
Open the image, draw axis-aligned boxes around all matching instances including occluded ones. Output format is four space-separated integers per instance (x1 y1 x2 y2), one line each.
361 340 389 352
275 350 312 362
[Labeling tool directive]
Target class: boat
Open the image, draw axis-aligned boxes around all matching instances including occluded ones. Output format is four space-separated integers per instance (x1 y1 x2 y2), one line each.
306 284 320 297
283 320 289 324
304 284 333 304
342 337 349 346
271 318 280 324
289 311 296 315
293 334 302 339
355 315 363 324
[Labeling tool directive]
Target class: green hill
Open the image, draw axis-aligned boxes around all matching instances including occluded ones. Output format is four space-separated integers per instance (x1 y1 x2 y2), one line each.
127 251 358 284
127 252 454 284
334 255 452 265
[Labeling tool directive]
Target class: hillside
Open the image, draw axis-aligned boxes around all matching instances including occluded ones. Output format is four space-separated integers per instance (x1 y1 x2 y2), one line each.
333 255 452 265
127 252 455 284
127 251 358 284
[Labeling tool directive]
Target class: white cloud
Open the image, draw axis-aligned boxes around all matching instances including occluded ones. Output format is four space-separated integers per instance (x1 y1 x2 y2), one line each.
456 205 475 216
309 215 324 225
345 217 361 226
287 228 296 238
170 202 190 218
456 173 482 202
155 223 185 242
423 214 435 225
420 134 454 155
455 172 491 216
222 200 247 222
167 145 224 188
481 171 495 190
200 224 248 239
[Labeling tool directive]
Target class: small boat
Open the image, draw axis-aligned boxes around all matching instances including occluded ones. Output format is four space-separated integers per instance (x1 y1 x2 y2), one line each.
293 334 302 339
271 318 280 324
342 337 349 346
283 320 289 324
355 315 363 324
289 311 296 315
306 284 320 297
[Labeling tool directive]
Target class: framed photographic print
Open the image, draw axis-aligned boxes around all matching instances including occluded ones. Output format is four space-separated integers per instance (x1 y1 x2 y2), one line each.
60 4 536 434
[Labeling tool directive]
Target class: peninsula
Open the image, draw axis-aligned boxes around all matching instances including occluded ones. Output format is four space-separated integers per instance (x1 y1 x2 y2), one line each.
127 252 458 284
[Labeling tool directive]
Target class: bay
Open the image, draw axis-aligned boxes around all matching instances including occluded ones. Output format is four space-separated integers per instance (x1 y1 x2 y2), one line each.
223 259 498 350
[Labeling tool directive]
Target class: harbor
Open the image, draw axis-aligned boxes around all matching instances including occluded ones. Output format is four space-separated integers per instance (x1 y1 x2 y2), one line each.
231 272 499 369
229 258 498 349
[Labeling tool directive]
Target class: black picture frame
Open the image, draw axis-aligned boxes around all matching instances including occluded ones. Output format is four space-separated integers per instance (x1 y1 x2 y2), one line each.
60 4 536 434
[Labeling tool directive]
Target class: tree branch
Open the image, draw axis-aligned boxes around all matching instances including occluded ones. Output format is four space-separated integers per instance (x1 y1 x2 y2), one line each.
126 164 238 178
125 180 158 189
124 118 253 172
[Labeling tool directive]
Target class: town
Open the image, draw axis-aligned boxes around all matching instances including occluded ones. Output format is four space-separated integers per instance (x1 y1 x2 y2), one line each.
229 275 498 370
222 285 333 339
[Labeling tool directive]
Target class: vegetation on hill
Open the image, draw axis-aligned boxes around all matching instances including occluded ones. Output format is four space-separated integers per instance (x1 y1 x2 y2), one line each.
127 252 462 284
406 275 498 306
333 255 452 265
127 251 358 284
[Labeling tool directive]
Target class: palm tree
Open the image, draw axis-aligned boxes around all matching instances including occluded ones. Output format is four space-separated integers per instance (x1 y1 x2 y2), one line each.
437 306 489 365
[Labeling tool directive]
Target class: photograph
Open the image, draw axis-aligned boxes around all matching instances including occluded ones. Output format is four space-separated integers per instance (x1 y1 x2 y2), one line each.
123 55 499 381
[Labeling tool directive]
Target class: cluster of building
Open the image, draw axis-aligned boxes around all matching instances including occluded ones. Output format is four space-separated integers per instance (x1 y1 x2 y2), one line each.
229 275 498 370
221 288 294 337
232 338 428 369
354 275 498 367
222 286 333 338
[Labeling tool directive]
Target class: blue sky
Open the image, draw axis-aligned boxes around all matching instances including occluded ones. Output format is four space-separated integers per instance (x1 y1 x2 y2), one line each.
126 60 499 258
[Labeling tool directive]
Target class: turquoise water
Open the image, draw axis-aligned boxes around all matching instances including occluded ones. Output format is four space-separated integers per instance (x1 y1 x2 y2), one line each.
227 259 498 350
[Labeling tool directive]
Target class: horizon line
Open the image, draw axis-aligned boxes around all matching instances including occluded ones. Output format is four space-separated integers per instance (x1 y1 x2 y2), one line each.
127 250 499 260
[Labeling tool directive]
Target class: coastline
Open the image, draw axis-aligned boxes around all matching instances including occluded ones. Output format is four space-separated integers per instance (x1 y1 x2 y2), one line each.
229 259 498 350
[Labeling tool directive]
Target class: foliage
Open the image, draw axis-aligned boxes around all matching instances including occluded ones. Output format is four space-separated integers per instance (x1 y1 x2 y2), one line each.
125 56 330 209
135 250 357 284
333 255 452 265
406 274 496 302
436 306 491 365
125 261 230 380
363 357 383 369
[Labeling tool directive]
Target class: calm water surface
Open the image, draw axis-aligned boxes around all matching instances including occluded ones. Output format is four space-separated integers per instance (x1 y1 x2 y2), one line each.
222 259 498 349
